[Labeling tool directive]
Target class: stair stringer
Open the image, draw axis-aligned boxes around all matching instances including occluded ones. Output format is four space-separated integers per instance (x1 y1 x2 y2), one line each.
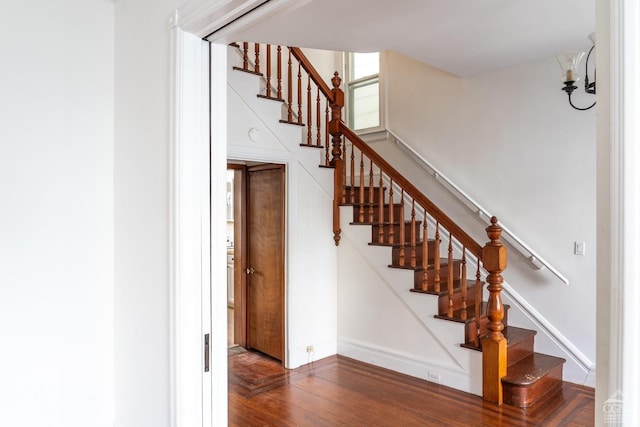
337 206 483 396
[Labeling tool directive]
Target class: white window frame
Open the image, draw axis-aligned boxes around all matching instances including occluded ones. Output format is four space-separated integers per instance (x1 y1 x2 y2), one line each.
344 51 385 133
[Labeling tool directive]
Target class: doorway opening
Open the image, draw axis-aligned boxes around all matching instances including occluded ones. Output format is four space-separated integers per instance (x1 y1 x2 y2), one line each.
226 162 286 363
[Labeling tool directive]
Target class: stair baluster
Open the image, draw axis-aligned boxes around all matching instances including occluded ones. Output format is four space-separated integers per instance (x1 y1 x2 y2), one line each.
475 264 482 346
254 43 260 74
388 180 394 245
461 248 467 320
286 51 293 121
349 144 355 204
297 62 303 124
341 138 347 204
368 160 374 223
410 200 417 268
316 87 321 147
447 233 454 317
276 46 282 100
265 44 272 97
242 42 249 70
358 152 365 222
324 99 330 165
306 76 312 144
398 189 405 266
434 223 441 293
421 209 429 291
378 169 384 244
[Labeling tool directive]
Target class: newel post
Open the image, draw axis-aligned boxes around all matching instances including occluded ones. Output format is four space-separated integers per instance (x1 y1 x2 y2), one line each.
481 216 508 404
329 72 344 245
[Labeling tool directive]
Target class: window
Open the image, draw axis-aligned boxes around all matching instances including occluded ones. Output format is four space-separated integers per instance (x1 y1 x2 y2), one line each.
347 52 381 131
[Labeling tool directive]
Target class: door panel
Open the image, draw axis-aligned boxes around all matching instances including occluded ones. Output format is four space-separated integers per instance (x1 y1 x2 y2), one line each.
246 164 285 361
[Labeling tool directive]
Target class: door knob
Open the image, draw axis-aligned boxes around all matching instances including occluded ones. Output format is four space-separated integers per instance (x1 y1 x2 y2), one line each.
246 267 255 274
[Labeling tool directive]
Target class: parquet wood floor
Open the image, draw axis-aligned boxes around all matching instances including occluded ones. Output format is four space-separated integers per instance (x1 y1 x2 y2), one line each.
229 350 594 426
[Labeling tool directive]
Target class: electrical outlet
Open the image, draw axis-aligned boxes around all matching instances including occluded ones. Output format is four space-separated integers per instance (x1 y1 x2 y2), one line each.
427 371 440 384
306 345 314 353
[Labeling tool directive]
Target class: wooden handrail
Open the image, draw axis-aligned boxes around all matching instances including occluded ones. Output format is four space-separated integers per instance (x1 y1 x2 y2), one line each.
289 47 335 104
340 122 483 260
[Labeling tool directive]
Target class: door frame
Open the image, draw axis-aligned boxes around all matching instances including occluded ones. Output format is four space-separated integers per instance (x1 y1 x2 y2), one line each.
170 1 640 426
228 163 247 348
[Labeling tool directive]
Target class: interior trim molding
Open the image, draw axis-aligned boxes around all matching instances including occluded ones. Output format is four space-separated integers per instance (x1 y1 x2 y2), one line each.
169 27 216 426
610 0 640 424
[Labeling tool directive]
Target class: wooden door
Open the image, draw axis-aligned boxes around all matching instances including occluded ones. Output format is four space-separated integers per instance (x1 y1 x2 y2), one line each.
246 164 285 361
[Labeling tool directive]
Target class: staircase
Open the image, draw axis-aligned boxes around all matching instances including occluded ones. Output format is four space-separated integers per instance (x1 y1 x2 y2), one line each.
230 42 565 408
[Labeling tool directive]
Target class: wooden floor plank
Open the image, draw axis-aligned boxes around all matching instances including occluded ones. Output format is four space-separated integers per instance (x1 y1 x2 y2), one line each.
229 351 594 426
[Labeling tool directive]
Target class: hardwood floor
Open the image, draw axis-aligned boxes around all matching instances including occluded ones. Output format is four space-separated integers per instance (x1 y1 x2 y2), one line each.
229 350 594 426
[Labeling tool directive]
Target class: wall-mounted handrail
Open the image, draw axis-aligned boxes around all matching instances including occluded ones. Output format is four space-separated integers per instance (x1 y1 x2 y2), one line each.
388 129 569 286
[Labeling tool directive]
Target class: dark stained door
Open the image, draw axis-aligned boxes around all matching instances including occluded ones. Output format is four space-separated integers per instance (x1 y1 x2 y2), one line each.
246 164 285 361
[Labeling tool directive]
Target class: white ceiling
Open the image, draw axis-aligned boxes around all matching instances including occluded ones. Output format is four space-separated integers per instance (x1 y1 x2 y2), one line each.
225 0 595 76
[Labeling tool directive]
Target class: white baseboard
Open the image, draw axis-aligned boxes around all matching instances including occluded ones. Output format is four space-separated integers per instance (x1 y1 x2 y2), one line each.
338 338 479 395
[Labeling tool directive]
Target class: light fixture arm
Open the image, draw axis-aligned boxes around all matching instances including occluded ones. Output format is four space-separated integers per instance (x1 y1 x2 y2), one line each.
584 45 596 95
568 93 596 111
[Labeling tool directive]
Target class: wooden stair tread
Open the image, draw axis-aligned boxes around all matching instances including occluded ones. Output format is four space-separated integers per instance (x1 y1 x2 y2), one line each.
257 94 285 102
279 119 305 127
232 66 263 76
502 353 566 386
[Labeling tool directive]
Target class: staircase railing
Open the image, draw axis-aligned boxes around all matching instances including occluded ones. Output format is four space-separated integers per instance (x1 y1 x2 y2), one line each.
232 41 508 405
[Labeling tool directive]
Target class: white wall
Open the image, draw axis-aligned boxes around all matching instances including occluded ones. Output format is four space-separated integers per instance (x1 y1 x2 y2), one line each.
0 1 114 426
382 51 597 380
114 0 177 426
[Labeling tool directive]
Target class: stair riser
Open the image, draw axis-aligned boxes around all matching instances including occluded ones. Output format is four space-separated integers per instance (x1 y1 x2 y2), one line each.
507 335 535 367
437 285 478 315
371 222 421 245
412 261 463 289
352 203 403 223
391 240 437 266
503 365 563 408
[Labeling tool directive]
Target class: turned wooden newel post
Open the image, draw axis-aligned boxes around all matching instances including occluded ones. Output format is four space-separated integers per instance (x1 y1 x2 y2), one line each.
481 216 508 404
329 71 344 245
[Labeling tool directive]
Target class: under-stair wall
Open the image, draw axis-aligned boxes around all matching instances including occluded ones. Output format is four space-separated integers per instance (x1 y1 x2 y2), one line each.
227 47 340 369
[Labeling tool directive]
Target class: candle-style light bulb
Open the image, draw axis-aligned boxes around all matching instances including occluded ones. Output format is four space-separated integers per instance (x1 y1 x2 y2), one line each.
556 50 585 83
